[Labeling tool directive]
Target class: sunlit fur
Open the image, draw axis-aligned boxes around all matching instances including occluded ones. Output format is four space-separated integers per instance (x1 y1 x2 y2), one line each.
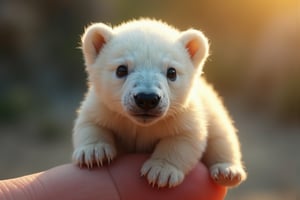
73 19 246 188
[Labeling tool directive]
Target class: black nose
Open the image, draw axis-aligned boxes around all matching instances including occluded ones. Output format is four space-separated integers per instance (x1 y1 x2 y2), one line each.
134 93 161 110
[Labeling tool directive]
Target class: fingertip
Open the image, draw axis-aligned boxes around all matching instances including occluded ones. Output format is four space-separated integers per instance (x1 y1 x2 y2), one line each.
108 154 227 200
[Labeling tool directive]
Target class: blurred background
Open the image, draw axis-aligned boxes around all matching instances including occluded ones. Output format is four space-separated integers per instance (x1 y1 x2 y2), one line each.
0 0 299 199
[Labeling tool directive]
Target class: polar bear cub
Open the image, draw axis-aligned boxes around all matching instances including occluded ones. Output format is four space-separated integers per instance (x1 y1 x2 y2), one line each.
72 19 246 188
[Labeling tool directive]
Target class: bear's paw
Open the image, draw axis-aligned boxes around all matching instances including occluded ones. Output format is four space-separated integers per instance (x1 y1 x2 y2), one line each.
141 158 184 188
72 143 116 168
210 163 247 187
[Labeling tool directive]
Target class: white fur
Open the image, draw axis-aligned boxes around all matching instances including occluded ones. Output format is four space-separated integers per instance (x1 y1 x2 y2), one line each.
73 19 246 188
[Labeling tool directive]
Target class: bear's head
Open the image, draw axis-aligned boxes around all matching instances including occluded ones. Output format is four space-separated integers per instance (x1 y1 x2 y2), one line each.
81 19 209 126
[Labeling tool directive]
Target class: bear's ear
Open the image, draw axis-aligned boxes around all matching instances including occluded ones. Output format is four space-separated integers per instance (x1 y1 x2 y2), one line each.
178 29 209 67
81 23 113 66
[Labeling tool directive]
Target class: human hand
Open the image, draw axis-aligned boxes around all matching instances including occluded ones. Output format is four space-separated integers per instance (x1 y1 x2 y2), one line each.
0 154 226 200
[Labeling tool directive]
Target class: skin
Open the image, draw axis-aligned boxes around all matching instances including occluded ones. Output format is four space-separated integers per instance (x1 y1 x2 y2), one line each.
0 154 226 200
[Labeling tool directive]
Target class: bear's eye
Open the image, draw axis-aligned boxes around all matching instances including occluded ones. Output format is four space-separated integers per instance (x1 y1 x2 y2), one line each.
166 67 177 81
116 65 128 78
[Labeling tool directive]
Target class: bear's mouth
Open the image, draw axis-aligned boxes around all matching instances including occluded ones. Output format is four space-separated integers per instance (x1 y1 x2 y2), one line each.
132 113 160 119
129 111 163 125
